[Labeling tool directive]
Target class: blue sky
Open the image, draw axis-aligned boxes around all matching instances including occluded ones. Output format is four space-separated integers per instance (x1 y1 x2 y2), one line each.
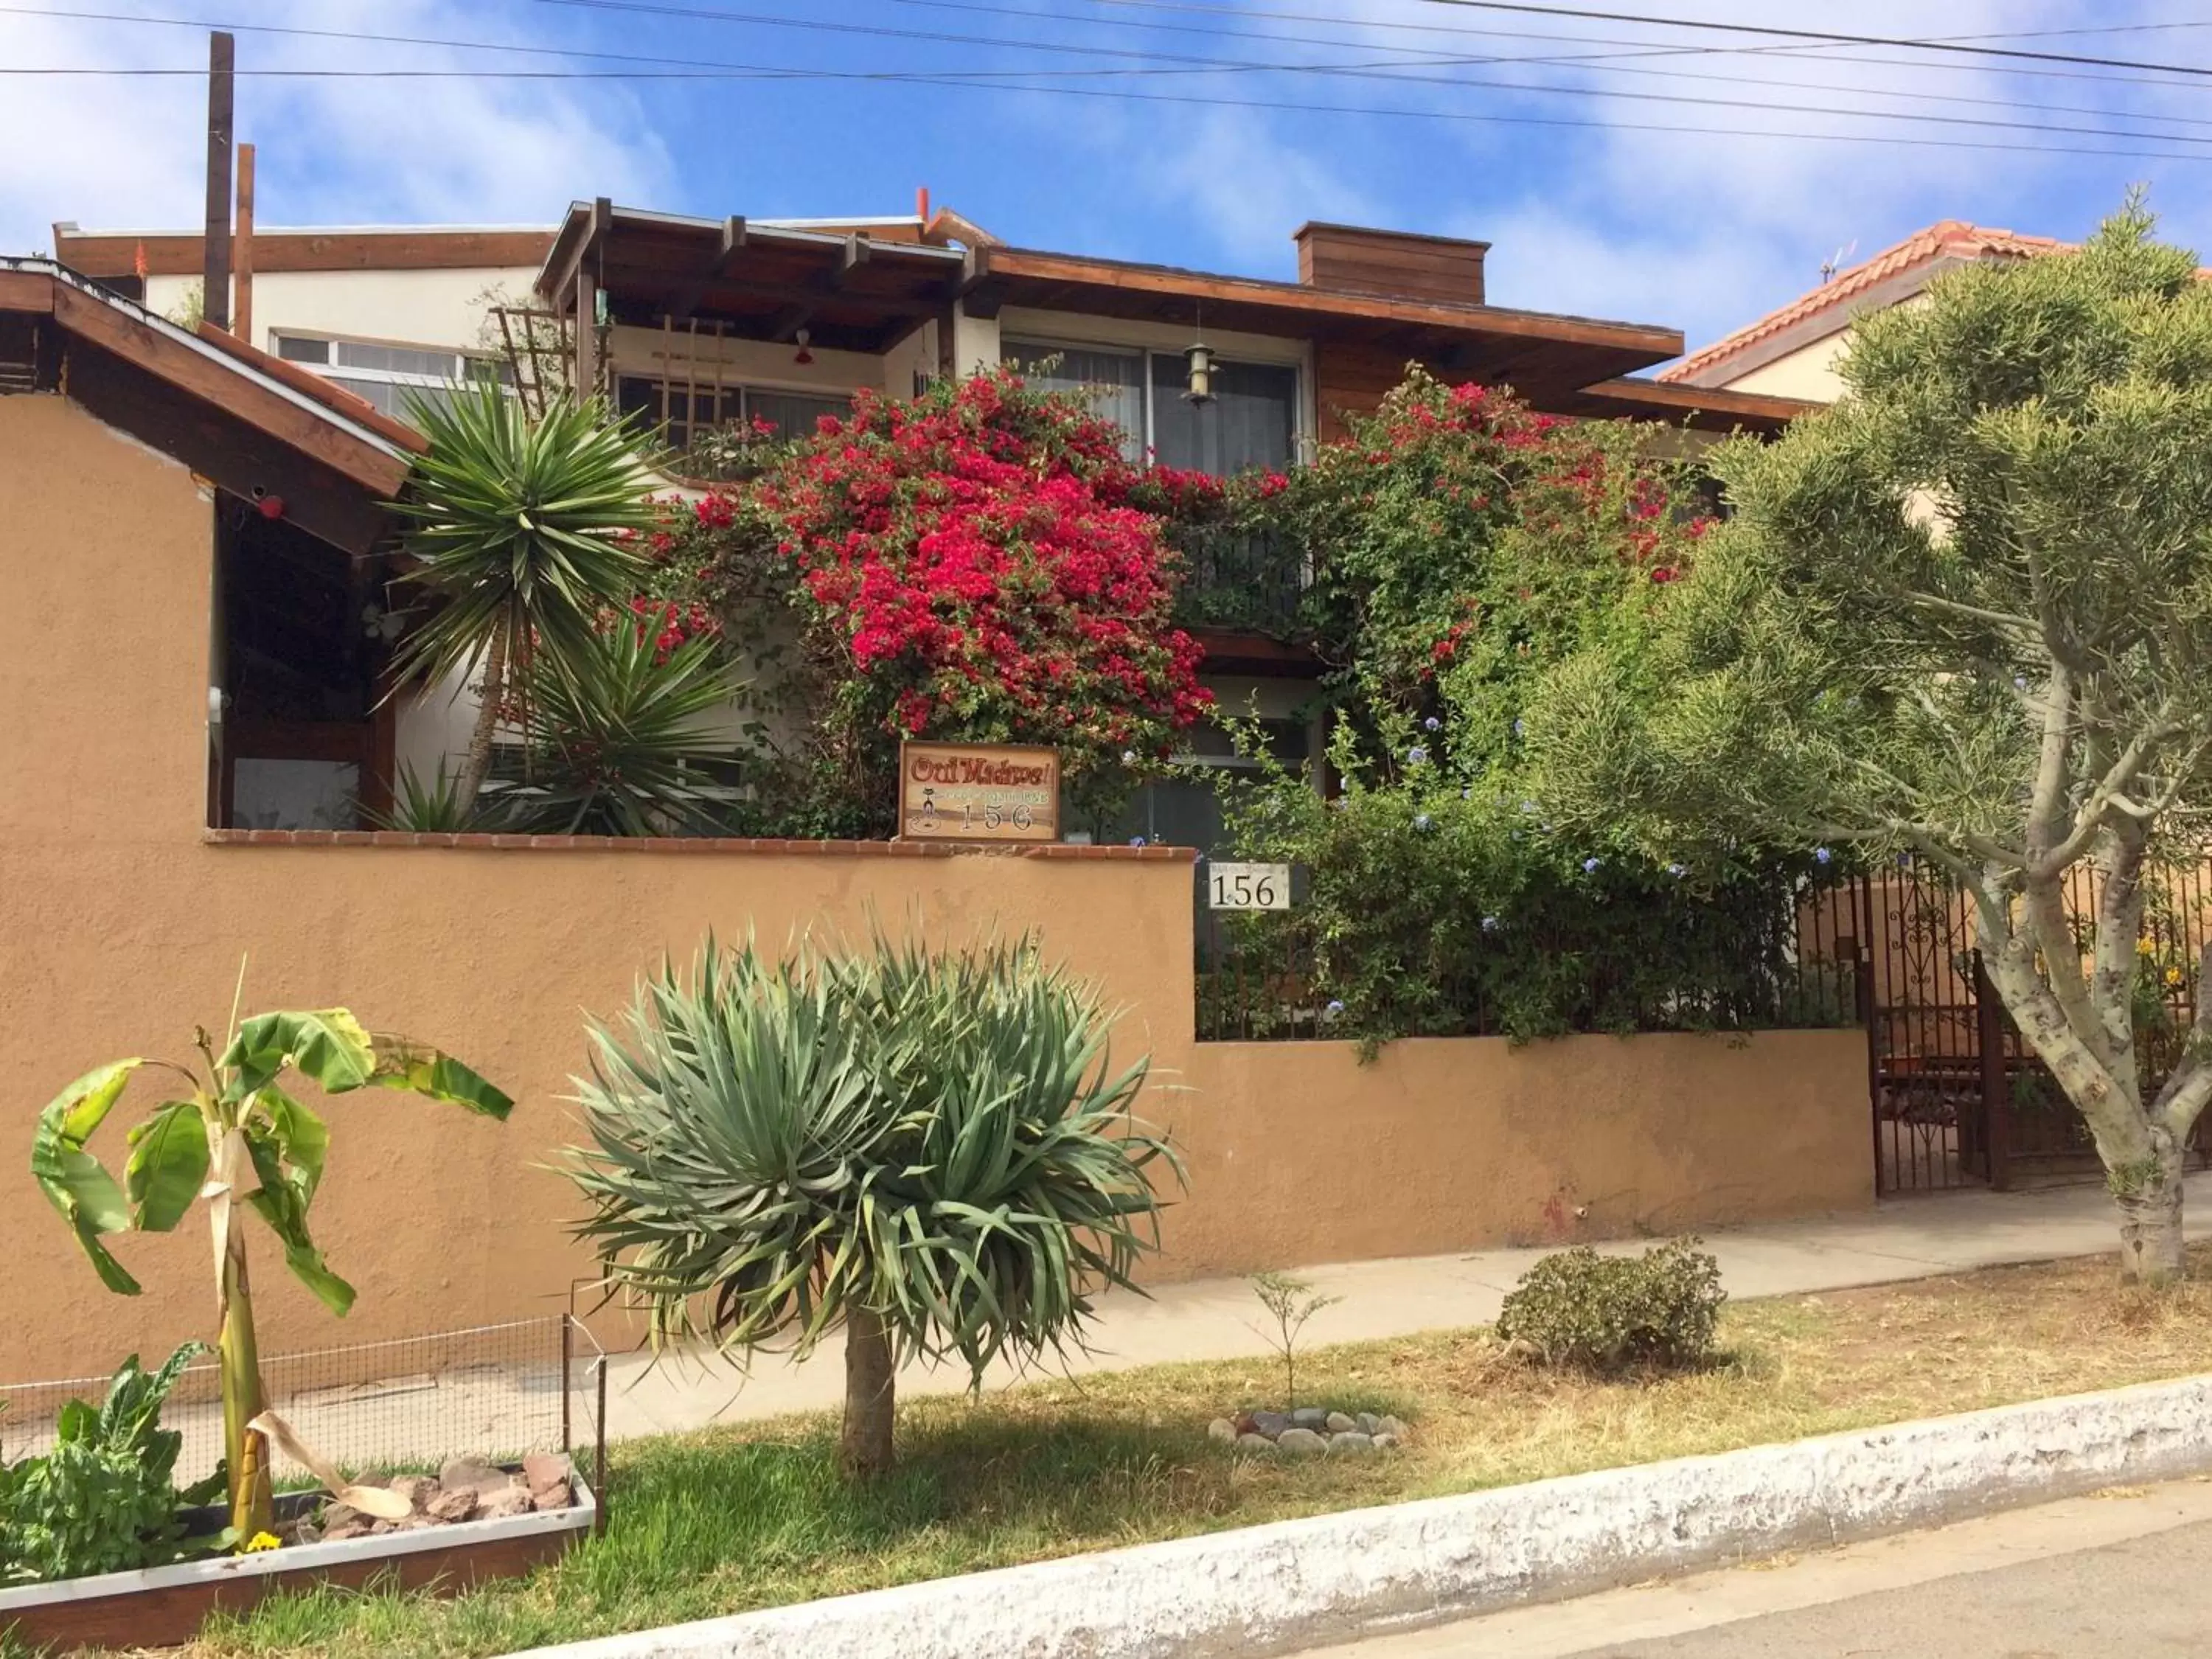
5 1 2212 356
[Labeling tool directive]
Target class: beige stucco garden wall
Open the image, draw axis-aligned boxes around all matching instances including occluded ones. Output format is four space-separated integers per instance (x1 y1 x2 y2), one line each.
0 393 1873 1383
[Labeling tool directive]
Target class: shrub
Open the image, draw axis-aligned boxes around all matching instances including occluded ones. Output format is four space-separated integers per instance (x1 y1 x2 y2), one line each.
0 1343 228 1585
647 369 1211 836
564 931 1184 1476
1494 1239 1725 1374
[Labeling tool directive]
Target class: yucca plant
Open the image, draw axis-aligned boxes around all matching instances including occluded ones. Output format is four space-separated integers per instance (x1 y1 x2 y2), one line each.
565 933 1183 1476
371 757 481 833
492 625 737 837
389 383 663 811
32 1004 511 1539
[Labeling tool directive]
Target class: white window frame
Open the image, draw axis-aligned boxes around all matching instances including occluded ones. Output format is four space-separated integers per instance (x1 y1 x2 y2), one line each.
1005 336 1306 476
268 331 507 418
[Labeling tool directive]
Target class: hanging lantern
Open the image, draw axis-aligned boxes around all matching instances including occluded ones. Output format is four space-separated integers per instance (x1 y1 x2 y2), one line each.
1183 341 1215 406
1183 302 1214 405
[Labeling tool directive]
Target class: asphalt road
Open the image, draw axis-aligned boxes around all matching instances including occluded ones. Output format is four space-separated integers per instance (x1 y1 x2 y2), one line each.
1297 1478 2212 1659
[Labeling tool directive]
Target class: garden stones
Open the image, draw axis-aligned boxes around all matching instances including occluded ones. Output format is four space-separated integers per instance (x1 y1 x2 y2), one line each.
1222 1408 1408 1455
320 1459 573 1539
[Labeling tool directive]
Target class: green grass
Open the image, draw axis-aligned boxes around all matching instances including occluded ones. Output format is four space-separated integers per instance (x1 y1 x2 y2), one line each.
40 1245 2212 1659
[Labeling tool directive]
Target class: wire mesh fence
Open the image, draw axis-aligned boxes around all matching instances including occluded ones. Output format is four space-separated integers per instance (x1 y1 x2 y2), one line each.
0 1315 609 1515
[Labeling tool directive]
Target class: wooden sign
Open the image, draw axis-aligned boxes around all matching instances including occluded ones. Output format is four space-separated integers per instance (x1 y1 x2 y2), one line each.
899 742 1060 843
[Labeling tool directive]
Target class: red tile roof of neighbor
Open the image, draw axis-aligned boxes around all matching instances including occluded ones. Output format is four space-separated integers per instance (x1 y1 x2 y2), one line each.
1658 220 2073 386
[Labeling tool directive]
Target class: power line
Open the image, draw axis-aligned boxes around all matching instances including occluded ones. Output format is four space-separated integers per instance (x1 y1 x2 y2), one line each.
1408 0 2212 80
19 0 2212 153
10 2 2212 164
887 0 2212 139
5 51 2210 168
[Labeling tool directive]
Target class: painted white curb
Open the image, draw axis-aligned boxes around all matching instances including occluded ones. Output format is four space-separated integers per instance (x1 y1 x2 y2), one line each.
511 1373 2212 1659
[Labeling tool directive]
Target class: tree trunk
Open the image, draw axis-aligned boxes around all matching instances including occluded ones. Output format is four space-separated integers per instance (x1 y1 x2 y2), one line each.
219 1233 275 1539
2115 1127 2186 1286
455 630 509 813
840 1304 896 1478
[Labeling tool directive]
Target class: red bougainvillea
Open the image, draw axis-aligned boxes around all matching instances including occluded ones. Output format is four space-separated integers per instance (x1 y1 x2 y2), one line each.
652 367 1210 832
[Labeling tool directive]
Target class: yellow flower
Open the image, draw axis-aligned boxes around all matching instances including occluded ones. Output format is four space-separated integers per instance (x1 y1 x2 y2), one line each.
2166 967 2185 987
242 1531 282 1554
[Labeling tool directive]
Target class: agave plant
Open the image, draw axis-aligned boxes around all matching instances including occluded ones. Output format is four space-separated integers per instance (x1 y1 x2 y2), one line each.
492 625 737 837
32 1003 511 1538
566 933 1183 1476
389 383 663 810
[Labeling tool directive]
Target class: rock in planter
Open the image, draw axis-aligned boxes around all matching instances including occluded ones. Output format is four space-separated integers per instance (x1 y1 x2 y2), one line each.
1289 1407 1329 1433
1376 1415 1409 1439
1357 1412 1381 1436
1325 1411 1357 1435
1276 1427 1327 1455
1251 1411 1290 1439
1328 1431 1374 1455
1235 1432 1275 1453
523 1453 574 1497
319 1505 373 1544
1207 1419 1238 1445
425 1485 480 1524
438 1456 511 1496
478 1484 535 1521
390 1475 438 1514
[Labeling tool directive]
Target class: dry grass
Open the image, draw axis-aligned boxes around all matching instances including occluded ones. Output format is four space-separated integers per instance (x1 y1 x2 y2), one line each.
51 1245 2212 1659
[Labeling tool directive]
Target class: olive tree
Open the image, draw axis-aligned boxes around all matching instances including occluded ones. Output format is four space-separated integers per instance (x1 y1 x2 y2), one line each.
564 933 1183 1475
1526 200 2212 1283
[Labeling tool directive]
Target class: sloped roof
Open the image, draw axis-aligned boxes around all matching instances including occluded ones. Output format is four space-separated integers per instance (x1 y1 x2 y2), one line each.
1 257 417 547
1658 220 2069 386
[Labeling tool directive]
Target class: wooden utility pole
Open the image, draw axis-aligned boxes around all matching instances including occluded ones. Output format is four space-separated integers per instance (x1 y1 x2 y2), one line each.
234 142 256 347
203 30 235 333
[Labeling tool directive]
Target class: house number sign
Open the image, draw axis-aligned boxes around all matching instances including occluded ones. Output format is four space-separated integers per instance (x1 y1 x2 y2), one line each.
898 742 1061 843
1206 862 1292 911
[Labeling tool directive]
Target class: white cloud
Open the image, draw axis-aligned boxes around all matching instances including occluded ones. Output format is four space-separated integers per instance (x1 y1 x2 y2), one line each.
0 0 672 251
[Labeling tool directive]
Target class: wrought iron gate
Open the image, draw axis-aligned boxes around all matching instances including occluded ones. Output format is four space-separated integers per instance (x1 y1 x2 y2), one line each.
1846 870 2212 1194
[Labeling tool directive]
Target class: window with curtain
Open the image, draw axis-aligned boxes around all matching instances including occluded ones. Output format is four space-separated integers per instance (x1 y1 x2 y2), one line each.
1006 341 1147 461
1150 357 1298 478
1008 341 1301 479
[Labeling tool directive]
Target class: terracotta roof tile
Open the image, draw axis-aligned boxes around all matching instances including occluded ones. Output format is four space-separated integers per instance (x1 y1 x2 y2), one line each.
1658 220 2070 385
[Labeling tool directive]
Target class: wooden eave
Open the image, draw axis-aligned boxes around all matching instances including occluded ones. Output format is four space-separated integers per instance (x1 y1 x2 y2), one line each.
536 204 967 354
971 247 1685 392
1543 376 1818 435
55 226 555 279
0 260 412 550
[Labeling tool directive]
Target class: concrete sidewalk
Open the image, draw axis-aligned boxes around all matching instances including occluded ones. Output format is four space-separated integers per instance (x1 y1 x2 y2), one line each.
591 1173 2210 1441
86 1175 2199 1478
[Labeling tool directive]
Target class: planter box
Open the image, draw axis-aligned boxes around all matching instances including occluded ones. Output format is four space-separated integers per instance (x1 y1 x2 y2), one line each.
0 1478 594 1652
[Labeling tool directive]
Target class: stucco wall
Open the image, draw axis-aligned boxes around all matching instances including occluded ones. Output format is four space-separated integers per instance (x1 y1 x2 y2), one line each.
144 266 538 355
0 393 1873 1383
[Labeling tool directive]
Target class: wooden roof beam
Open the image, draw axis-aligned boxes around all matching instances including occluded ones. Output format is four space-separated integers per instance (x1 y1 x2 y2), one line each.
543 196 611 315
665 215 746 323
824 232 871 292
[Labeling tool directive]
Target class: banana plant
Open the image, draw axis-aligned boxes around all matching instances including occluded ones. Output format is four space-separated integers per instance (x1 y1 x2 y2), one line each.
32 1006 511 1540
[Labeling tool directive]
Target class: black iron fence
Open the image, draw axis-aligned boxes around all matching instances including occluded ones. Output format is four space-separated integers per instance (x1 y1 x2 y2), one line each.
1846 867 2212 1194
1169 524 1310 640
1195 863 1861 1044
